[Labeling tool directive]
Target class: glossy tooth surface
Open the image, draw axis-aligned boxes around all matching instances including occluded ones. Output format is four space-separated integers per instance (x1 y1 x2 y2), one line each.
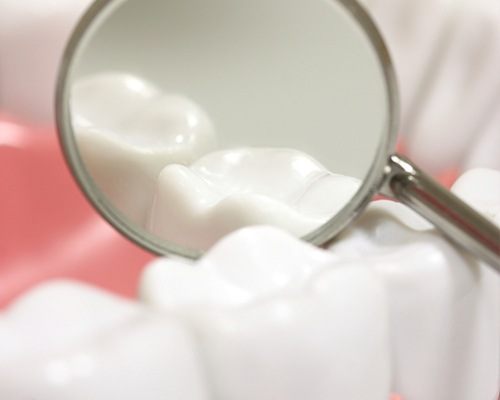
0 281 209 400
0 0 92 124
72 73 217 225
330 196 499 400
148 148 360 250
141 226 391 400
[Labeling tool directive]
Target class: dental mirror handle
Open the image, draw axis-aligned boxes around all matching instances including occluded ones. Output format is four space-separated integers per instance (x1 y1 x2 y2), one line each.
383 154 500 273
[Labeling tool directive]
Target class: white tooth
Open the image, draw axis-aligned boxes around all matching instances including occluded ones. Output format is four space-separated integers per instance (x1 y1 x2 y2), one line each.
0 280 209 400
451 167 500 226
198 267 390 400
0 0 93 124
463 113 500 171
148 148 360 250
142 190 499 400
141 227 334 310
72 72 217 225
141 226 391 400
71 73 161 131
330 198 500 400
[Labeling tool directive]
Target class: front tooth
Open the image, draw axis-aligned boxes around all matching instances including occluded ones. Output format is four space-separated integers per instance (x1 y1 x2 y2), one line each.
0 0 93 124
141 226 334 310
330 198 500 400
141 226 391 400
72 72 217 225
148 148 360 250
0 280 209 400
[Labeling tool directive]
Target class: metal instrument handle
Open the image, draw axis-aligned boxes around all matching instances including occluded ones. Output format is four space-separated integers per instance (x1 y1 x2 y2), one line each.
383 154 500 272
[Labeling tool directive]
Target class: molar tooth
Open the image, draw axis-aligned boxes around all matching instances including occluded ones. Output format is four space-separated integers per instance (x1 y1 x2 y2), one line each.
0 281 209 400
330 198 500 400
72 72 216 225
148 148 360 250
140 226 390 400
141 227 333 310
71 73 160 132
198 267 390 400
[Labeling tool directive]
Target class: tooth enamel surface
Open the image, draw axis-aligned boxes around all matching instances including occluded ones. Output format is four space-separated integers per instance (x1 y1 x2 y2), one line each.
148 148 361 250
0 281 209 400
72 73 217 225
330 197 499 400
0 0 92 124
141 226 391 400
142 165 500 400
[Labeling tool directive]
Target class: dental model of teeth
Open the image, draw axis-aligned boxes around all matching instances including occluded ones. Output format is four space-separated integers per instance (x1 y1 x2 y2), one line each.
0 168 498 400
72 72 361 248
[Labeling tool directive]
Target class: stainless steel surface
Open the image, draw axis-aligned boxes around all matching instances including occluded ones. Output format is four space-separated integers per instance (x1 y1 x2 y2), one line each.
383 154 500 272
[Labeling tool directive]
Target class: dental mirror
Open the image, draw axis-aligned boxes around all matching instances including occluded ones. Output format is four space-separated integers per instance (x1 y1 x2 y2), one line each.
56 0 500 271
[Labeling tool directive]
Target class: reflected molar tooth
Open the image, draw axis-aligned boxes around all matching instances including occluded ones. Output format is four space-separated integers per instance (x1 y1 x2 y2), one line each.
140 226 391 400
148 148 360 250
0 281 209 400
0 0 93 124
330 198 499 400
71 73 160 131
72 73 216 225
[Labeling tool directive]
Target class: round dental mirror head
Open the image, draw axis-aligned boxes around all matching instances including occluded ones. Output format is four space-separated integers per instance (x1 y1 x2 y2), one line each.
56 0 398 258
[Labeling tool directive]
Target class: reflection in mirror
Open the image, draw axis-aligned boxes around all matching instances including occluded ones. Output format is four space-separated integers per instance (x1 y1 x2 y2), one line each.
67 0 389 251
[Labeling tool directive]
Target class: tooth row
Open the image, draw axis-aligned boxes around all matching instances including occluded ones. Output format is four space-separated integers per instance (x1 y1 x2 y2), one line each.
0 168 498 399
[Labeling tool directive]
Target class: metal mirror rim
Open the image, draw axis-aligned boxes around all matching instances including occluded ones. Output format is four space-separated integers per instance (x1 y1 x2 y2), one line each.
55 0 400 259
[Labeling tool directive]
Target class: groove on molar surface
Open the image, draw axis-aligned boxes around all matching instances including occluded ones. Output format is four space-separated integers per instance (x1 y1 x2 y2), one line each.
148 148 361 250
71 72 217 226
142 169 500 400
141 226 391 400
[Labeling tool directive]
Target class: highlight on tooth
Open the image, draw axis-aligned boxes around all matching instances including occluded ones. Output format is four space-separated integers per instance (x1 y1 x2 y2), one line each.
70 72 361 248
71 72 218 226
148 148 361 250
